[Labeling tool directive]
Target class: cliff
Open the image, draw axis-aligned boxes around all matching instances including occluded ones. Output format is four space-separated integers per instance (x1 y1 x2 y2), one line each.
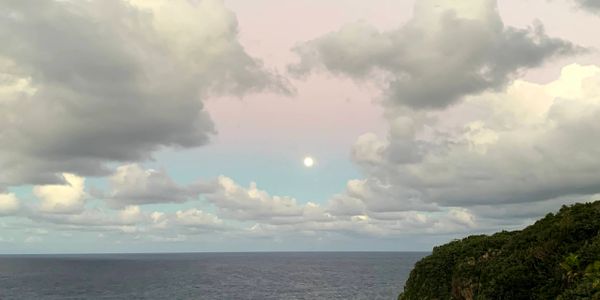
399 201 600 300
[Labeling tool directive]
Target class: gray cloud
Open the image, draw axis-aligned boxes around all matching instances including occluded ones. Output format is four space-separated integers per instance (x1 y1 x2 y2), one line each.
470 194 598 222
327 178 439 214
1 0 597 246
287 0 597 225
348 64 600 209
97 164 215 208
289 0 580 110
573 0 600 13
0 0 290 186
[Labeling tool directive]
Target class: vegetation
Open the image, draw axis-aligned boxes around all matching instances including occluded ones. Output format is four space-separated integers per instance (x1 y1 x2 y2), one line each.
399 201 600 300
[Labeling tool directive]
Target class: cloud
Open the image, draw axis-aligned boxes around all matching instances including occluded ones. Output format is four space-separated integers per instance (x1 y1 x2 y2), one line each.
204 176 333 224
31 208 126 229
12 172 492 240
0 0 290 187
327 178 439 214
119 205 145 224
33 173 86 214
26 203 225 239
241 207 479 239
470 194 599 222
286 0 598 237
175 208 224 229
289 0 580 109
100 164 213 208
573 0 600 13
0 193 20 216
1 0 595 246
195 176 476 237
344 63 600 211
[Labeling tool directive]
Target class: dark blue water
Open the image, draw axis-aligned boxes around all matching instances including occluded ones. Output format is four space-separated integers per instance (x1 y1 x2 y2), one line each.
0 252 426 300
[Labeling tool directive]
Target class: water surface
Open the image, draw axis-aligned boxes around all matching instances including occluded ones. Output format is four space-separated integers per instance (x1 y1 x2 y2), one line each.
0 252 427 299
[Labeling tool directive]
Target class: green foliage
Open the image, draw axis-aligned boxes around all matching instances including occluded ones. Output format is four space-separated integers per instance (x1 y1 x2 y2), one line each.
399 201 600 300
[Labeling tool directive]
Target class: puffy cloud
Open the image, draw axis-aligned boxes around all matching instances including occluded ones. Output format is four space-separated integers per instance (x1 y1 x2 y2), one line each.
119 205 144 224
345 64 600 210
101 164 212 208
14 171 485 239
0 0 289 187
328 178 438 214
204 176 332 224
195 176 476 237
175 208 224 229
33 173 86 214
150 211 168 229
289 0 579 109
0 193 20 216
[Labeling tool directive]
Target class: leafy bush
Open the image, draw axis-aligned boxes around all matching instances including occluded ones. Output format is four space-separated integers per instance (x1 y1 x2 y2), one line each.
399 201 600 300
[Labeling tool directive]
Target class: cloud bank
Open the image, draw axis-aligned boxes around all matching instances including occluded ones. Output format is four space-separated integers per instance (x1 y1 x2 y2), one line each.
1 0 599 250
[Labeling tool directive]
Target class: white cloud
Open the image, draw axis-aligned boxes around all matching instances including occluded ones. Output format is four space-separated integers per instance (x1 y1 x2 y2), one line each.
204 176 332 224
206 176 302 220
34 173 86 214
150 211 168 229
193 176 476 237
175 208 224 228
119 205 144 224
0 193 20 216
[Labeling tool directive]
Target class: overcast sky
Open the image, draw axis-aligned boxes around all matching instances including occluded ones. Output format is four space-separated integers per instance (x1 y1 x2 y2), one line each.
1 0 600 253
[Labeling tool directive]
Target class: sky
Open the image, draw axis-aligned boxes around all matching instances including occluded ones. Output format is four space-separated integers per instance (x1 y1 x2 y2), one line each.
1 0 600 253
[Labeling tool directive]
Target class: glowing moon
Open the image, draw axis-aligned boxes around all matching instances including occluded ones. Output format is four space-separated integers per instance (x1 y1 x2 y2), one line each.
303 156 315 167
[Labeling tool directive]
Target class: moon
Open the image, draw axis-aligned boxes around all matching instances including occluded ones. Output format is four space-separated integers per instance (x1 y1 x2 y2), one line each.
303 156 315 168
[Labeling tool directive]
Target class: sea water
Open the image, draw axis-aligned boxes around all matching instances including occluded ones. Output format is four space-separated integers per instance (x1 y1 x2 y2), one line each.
0 252 427 299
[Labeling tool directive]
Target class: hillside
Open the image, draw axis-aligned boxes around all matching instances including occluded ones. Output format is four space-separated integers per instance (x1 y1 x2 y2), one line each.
399 201 600 300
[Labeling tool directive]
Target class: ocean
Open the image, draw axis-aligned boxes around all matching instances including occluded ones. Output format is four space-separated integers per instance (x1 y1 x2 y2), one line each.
0 252 427 300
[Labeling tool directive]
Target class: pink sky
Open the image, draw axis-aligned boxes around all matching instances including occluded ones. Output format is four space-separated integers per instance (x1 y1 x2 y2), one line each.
206 0 600 158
